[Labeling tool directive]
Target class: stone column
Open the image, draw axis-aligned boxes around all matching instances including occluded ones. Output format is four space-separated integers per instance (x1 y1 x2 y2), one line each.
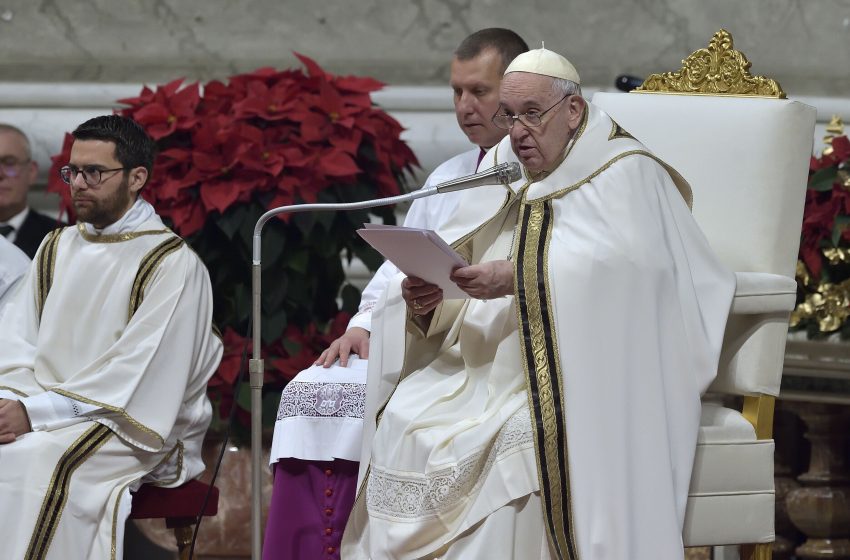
773 402 807 559
786 403 850 558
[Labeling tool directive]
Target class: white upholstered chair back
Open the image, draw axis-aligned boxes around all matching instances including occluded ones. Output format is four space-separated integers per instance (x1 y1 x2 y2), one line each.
592 93 815 398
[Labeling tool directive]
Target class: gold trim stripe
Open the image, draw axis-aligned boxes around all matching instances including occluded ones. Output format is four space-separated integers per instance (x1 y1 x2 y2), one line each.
109 480 135 560
36 228 64 322
0 385 29 397
514 199 578 560
76 222 171 243
26 423 113 560
128 235 184 320
149 440 185 487
50 388 165 447
536 149 693 210
109 441 184 558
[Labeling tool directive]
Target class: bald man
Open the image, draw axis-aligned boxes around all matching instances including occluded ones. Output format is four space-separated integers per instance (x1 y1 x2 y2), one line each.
0 124 61 258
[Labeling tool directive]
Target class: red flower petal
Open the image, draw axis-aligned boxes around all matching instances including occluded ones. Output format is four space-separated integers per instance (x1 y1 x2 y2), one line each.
320 149 360 177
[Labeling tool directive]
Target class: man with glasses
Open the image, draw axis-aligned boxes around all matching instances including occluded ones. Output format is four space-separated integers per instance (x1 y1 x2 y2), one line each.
0 115 222 560
344 48 734 559
263 28 528 560
0 123 63 258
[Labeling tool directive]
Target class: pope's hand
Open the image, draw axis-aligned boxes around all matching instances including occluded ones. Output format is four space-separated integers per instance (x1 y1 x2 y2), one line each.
315 327 370 368
402 276 443 316
0 398 32 444
450 260 514 299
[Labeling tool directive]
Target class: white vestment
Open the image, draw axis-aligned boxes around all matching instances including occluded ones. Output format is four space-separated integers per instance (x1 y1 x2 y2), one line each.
0 235 29 312
270 148 481 464
0 199 222 560
342 104 735 559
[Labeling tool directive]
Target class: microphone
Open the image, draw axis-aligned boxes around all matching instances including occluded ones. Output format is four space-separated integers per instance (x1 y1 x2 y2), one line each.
434 162 521 193
246 159 521 554
615 74 644 92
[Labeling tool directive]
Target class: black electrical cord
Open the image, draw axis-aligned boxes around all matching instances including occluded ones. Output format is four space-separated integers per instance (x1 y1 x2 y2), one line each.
187 315 253 559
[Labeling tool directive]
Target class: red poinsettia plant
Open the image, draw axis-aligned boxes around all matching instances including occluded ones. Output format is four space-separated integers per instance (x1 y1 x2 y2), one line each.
791 130 850 338
48 54 418 437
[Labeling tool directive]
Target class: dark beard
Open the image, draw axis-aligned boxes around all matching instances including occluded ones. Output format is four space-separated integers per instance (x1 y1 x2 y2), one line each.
73 175 134 228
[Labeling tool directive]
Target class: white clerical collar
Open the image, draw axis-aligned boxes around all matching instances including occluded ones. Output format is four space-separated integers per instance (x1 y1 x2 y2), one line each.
83 197 156 236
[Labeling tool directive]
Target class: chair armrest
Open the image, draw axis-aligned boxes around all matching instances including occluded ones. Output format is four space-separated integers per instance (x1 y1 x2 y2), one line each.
730 272 797 315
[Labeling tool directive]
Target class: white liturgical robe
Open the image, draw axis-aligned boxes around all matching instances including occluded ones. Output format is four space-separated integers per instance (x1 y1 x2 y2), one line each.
270 148 481 464
0 199 222 560
343 104 735 559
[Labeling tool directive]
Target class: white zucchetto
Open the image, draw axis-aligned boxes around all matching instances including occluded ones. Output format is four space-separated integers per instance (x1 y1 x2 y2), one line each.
504 47 581 84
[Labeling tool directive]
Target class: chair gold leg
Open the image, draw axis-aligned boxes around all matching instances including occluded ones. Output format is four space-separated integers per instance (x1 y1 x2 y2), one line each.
174 525 194 560
741 542 772 560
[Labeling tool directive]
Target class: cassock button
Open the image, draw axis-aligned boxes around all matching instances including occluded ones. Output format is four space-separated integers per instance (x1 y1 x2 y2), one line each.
325 488 333 497
325 468 333 476
326 546 336 554
325 527 333 535
324 507 334 516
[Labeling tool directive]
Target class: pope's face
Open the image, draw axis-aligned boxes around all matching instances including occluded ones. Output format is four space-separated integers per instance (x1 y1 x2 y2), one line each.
499 72 586 174
450 48 507 150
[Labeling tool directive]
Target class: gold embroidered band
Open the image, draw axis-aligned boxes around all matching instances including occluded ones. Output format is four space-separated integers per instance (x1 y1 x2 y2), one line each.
25 423 113 560
128 236 184 320
515 199 579 560
36 228 64 322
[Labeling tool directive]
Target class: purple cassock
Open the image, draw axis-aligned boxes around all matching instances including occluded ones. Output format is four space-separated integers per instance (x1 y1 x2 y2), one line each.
263 358 367 560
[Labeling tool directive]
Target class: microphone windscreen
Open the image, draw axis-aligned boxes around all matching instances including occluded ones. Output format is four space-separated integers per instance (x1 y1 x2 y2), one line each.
615 75 644 92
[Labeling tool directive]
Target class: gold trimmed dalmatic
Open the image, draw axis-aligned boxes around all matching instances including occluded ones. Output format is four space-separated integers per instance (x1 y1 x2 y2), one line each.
343 104 734 559
0 212 222 560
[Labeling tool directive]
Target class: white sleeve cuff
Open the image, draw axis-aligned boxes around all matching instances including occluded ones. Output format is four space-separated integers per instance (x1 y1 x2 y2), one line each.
347 309 373 332
20 392 101 432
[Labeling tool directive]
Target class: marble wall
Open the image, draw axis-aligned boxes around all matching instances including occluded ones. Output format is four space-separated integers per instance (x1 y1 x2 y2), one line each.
0 0 848 96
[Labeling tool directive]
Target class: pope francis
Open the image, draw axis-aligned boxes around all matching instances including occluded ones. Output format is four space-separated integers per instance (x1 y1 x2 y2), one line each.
342 48 735 559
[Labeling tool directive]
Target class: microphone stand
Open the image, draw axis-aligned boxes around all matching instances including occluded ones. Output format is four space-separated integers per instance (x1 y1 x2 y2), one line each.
248 162 519 559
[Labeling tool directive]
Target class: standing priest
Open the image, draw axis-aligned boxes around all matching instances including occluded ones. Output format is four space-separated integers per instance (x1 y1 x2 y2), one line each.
343 48 735 559
0 115 222 560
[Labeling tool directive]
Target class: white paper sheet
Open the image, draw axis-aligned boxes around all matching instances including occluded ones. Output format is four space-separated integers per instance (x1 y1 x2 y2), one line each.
357 224 470 299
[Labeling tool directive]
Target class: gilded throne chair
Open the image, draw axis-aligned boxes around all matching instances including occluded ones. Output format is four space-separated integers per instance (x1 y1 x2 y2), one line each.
593 30 816 559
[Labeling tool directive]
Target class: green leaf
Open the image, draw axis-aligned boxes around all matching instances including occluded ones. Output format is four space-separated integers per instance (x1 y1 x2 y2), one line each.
282 337 302 356
238 203 265 247
235 380 252 412
232 282 252 325
340 283 362 314
810 167 838 192
314 209 336 232
832 215 850 246
261 223 286 271
285 249 309 273
261 310 288 345
263 390 282 424
351 239 386 272
262 272 288 309
293 212 316 237
217 205 248 240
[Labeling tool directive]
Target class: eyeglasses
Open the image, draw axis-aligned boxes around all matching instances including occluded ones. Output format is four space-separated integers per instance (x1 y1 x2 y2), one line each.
491 94 571 130
0 156 31 178
59 165 126 186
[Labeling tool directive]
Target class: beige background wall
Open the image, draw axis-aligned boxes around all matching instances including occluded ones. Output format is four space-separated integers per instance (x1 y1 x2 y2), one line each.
0 0 847 96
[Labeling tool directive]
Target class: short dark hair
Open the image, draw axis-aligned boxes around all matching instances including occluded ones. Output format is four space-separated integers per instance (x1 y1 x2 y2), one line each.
72 115 157 185
454 28 529 73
